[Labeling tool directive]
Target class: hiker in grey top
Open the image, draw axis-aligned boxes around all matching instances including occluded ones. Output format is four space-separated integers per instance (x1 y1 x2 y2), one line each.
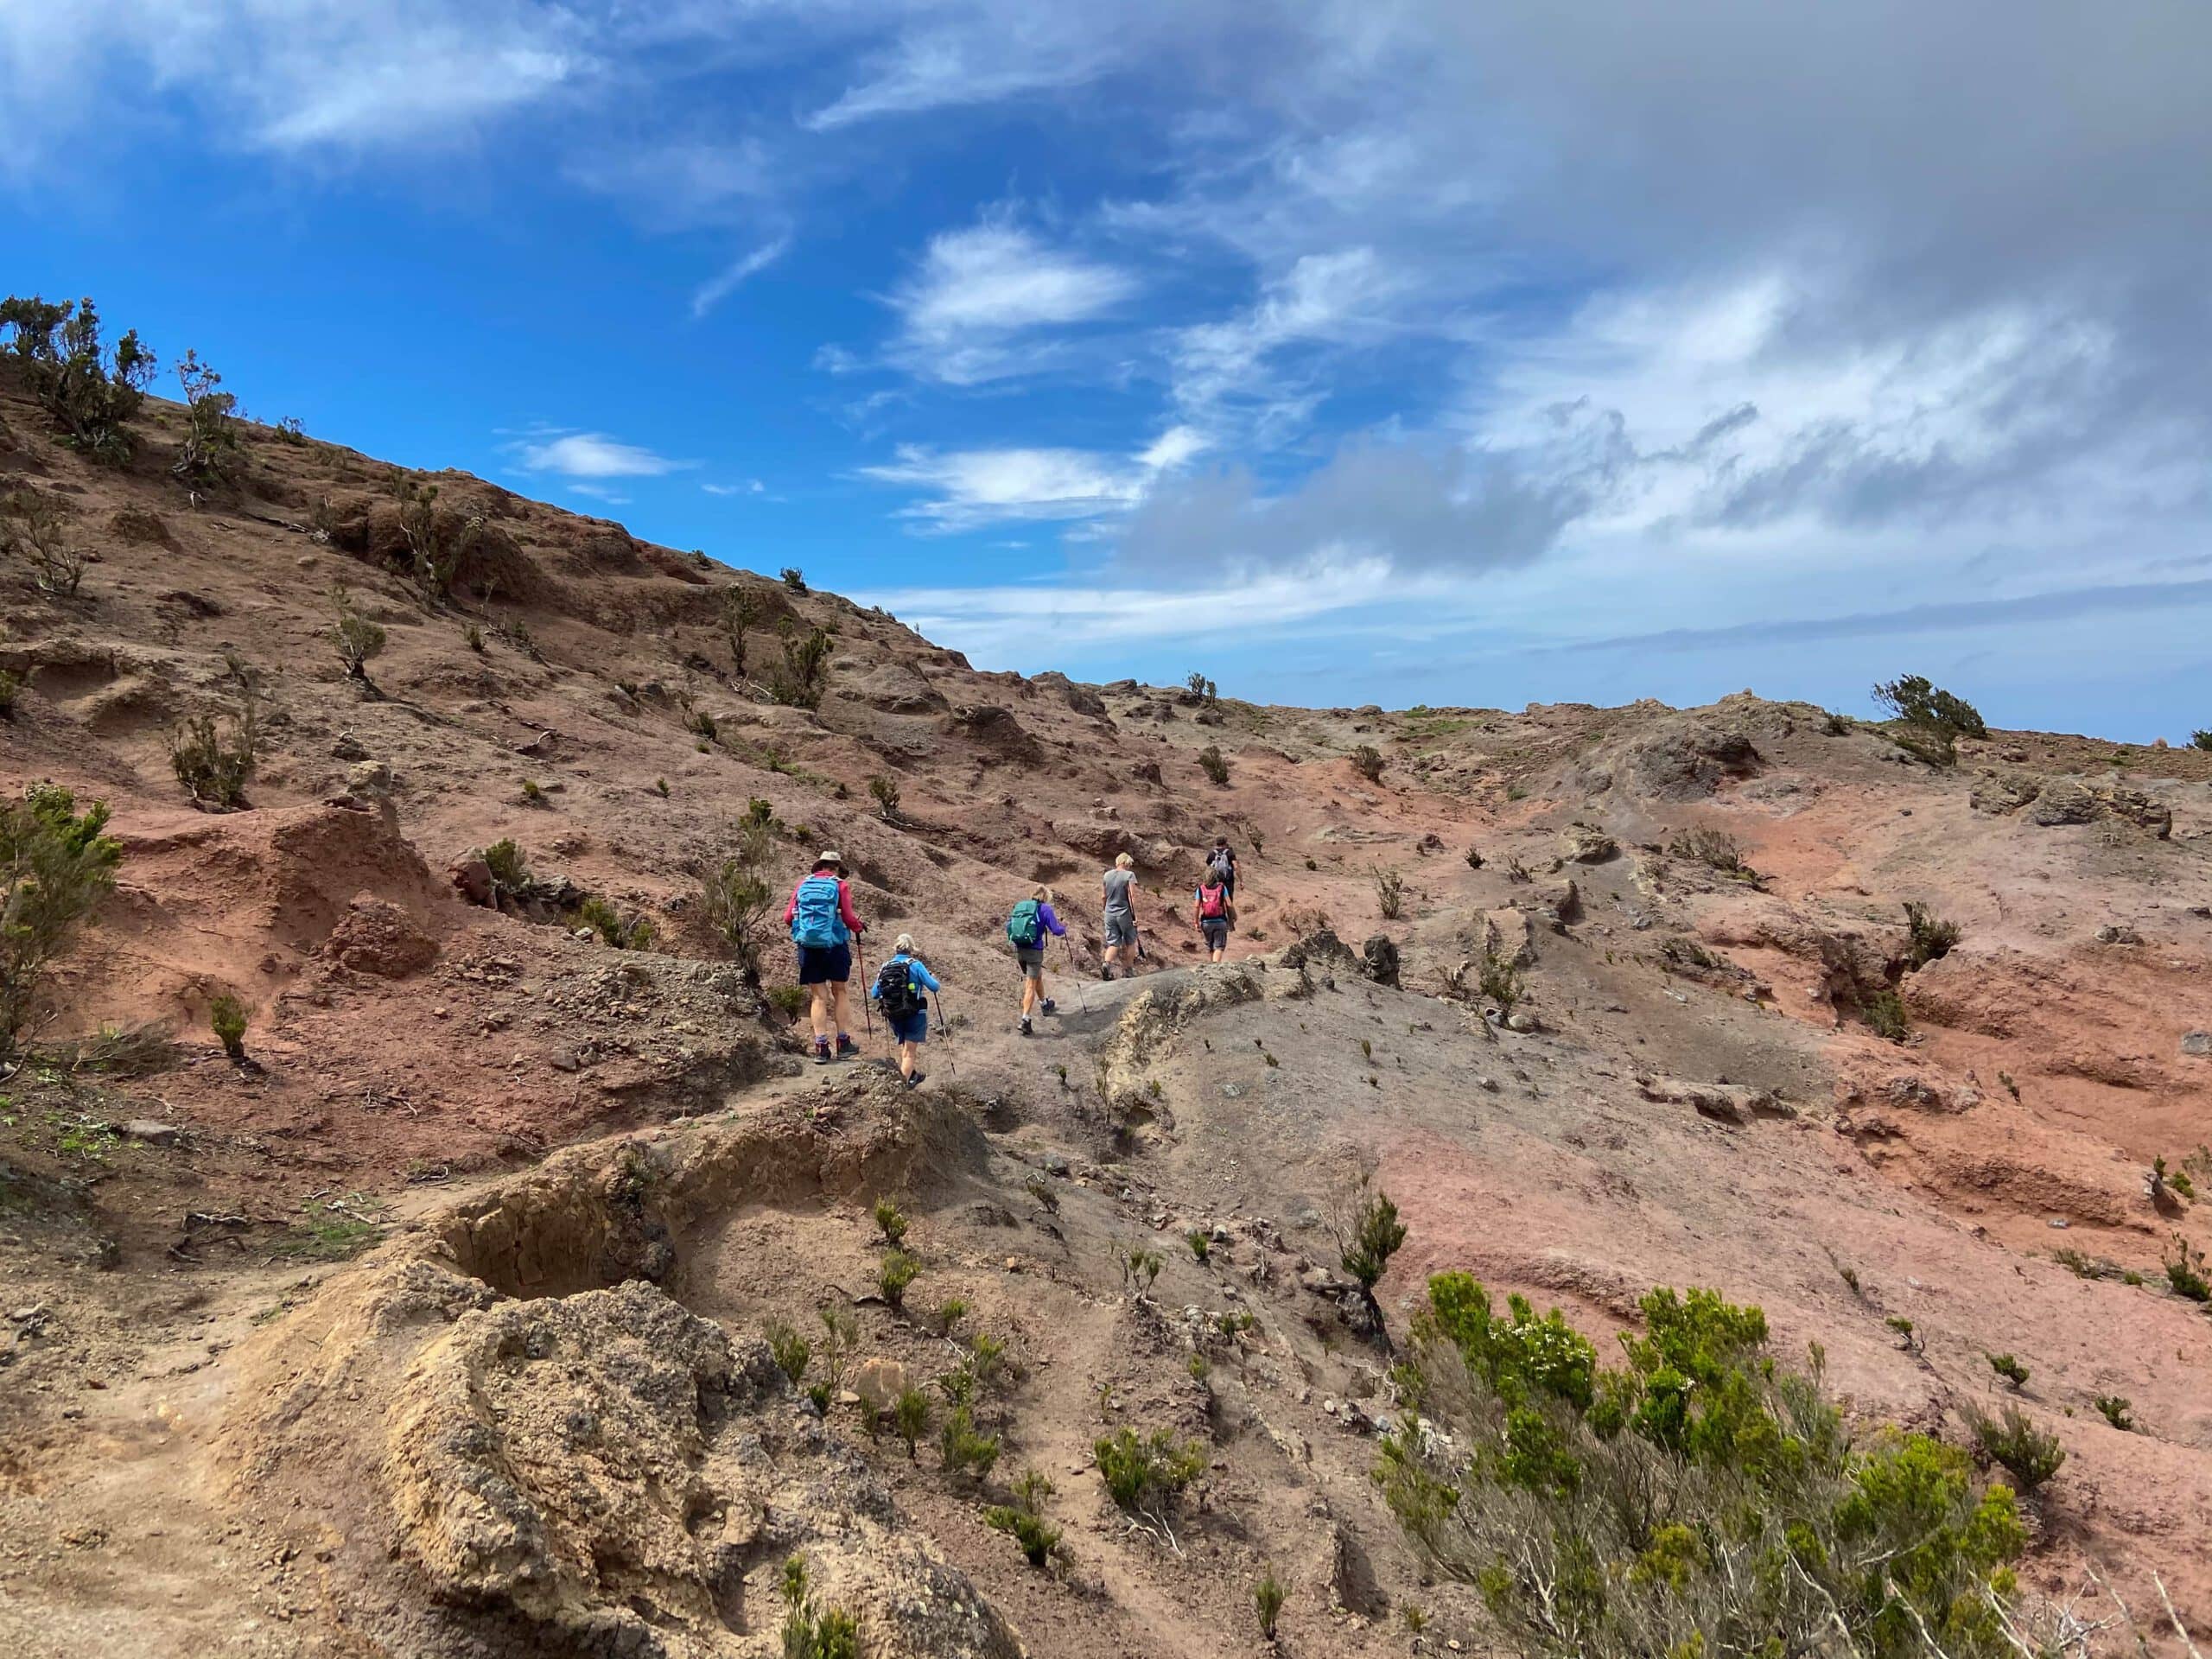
1101 852 1138 980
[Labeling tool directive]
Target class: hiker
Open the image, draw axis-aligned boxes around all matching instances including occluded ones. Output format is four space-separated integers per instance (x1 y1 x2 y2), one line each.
1193 865 1234 963
870 932 940 1089
784 849 866 1065
1208 836 1238 903
1101 852 1139 980
1007 884 1068 1036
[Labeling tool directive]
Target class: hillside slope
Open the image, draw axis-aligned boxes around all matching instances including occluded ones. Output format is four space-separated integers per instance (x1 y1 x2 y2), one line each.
2 369 2209 1656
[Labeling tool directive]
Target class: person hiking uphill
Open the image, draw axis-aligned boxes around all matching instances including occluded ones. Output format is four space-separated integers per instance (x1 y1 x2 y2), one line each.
1193 867 1234 963
785 849 866 1065
870 933 940 1088
1101 852 1139 981
1208 836 1238 904
1007 884 1067 1035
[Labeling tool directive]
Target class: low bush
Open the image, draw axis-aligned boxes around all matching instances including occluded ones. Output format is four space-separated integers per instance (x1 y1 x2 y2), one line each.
700 822 775 980
868 774 900 820
721 587 759 677
2164 1232 2210 1301
483 839 531 902
1477 950 1522 1010
171 349 240 483
879 1249 918 1311
873 1196 909 1247
1255 1571 1286 1641
1985 1351 2028 1389
0 294 155 462
329 583 386 691
1668 826 1751 878
394 479 481 601
1903 900 1960 969
2 785 124 1062
983 1469 1059 1567
1094 1427 1206 1532
2094 1395 2134 1432
938 1405 1000 1480
2192 730 2212 752
1966 1402 2064 1494
575 895 653 950
777 1556 858 1659
764 1319 810 1385
1379 1274 2035 1659
1865 989 1911 1041
1198 745 1230 785
1376 868 1403 920
893 1386 931 1459
1351 744 1385 782
1337 1180 1407 1325
780 566 807 592
765 623 835 709
1 488 86 596
209 994 247 1059
167 701 259 810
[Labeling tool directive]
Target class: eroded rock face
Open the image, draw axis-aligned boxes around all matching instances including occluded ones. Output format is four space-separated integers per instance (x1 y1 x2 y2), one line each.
325 895 438 977
2025 779 2100 826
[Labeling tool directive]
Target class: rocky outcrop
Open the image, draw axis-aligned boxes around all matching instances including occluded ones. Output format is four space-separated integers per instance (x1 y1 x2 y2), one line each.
1576 715 1764 801
324 895 439 977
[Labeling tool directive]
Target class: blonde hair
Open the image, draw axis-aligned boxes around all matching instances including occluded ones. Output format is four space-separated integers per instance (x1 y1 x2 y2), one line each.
1114 852 1134 869
1032 883 1053 905
893 932 917 956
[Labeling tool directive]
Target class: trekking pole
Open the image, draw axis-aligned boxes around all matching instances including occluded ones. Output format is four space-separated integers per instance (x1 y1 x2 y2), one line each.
855 933 874 1043
1064 932 1087 1012
931 991 957 1076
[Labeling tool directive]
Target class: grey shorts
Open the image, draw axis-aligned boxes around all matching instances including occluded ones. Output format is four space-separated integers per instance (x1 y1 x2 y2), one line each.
1015 945 1046 976
1201 918 1229 950
1104 911 1136 948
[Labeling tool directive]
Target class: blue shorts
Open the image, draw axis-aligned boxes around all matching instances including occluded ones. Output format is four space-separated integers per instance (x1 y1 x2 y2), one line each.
889 1008 928 1046
798 943 851 985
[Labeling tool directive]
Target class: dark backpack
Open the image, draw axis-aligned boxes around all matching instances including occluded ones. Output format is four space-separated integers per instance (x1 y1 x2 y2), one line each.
1007 898 1043 948
875 958 924 1021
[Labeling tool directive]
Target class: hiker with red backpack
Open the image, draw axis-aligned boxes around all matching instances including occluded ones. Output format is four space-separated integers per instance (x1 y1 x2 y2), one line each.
869 932 940 1089
1007 884 1067 1036
784 849 867 1065
1194 866 1235 963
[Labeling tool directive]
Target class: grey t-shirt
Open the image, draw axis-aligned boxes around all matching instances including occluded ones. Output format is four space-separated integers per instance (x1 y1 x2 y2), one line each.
1102 868 1135 916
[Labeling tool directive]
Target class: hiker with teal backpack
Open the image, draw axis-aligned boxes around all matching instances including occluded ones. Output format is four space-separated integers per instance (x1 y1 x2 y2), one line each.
1007 883 1067 1036
870 932 940 1089
784 849 867 1065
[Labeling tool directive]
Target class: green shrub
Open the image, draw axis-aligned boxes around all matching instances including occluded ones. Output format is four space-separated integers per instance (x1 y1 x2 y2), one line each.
879 1249 918 1312
1094 1427 1206 1527
765 1319 810 1386
483 839 531 902
576 895 652 950
721 587 759 677
1198 745 1230 785
776 1555 858 1659
329 583 387 690
2164 1232 2210 1301
1476 950 1522 1010
1865 989 1910 1041
2191 730 2212 752
873 1196 909 1247
701 823 775 979
1375 868 1403 920
1668 826 1752 879
1872 673 1987 741
1186 1229 1211 1263
0 294 155 462
893 1386 931 1459
1338 1179 1408 1319
2094 1395 2134 1432
167 700 259 812
1903 901 1960 969
2 785 124 1061
868 774 900 820
983 1468 1059 1566
1967 1402 2063 1493
1 488 85 596
766 983 806 1021
394 479 481 601
1985 1351 2027 1389
780 567 807 593
209 994 246 1059
1351 744 1385 783
171 349 240 482
1380 1275 2033 1659
1255 1571 1286 1641
938 1405 999 1480
765 623 835 709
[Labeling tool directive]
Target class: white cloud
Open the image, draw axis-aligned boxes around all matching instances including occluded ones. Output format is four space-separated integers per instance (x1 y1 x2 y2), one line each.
887 219 1137 384
702 479 768 496
860 423 1205 531
510 429 689 480
802 10 1122 131
691 234 791 317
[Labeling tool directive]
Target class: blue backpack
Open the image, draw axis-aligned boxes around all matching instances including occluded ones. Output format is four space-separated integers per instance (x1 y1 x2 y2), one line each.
791 874 847 948
1007 899 1043 948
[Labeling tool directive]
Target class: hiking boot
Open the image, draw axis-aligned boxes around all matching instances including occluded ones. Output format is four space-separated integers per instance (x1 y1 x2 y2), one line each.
1099 966 1114 982
811 1039 832 1065
1039 998 1058 1015
905 1071 926 1090
836 1033 860 1058
1018 1016 1033 1037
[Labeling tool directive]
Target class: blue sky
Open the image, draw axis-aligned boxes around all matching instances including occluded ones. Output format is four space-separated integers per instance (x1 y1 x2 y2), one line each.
8 2 2211 738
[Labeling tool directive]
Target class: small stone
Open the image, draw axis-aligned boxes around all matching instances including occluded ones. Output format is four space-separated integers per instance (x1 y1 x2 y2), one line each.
118 1120 179 1147
2048 1217 2070 1229
1505 1012 1538 1033
2180 1030 2212 1058
549 1049 582 1073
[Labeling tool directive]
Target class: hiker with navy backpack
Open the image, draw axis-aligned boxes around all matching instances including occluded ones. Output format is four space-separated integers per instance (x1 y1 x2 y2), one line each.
870 933 940 1088
1007 884 1068 1036
784 849 867 1065
1193 867 1235 963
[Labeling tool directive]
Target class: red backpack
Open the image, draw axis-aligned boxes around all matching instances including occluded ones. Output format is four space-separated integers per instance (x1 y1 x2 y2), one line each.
1198 882 1228 919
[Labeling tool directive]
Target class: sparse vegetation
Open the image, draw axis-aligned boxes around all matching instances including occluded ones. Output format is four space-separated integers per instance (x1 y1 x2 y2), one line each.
2163 1231 2210 1302
2094 1395 2135 1432
928 1297 969 1338
765 1319 811 1386
209 994 246 1059
874 1196 909 1247
1967 1402 2064 1493
720 586 760 677
1464 845 1483 868
268 1198 382 1262
1999 1070 2019 1100
2191 730 2212 752
1986 1351 2028 1389
575 895 653 950
1255 1571 1285 1642
2 785 124 1063
1336 1178 1407 1323
766 983 806 1021
780 566 807 593
1381 1276 2036 1659
1873 673 1986 765
1185 1229 1211 1263
1122 1247 1164 1299
1903 900 1961 968
171 349 240 482
879 1249 918 1312
1864 988 1911 1041
938 1404 1000 1480
893 1385 931 1459
1094 1427 1206 1537
700 819 776 981
983 1469 1062 1567
868 774 901 821
1476 949 1522 1011
1375 868 1403 920
167 697 260 810
329 583 387 691
765 622 835 709
1668 826 1752 879
776 1555 859 1659
394 479 482 602
0 294 156 462
0 668 21 720
483 838 531 903
1351 744 1386 783
1198 744 1230 786
1 488 86 596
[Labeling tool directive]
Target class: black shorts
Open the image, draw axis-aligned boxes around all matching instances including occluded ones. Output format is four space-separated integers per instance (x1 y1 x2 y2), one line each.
798 943 852 985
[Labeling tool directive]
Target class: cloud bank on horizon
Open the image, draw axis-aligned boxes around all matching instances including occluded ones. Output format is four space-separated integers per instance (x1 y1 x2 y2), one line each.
7 1 2210 734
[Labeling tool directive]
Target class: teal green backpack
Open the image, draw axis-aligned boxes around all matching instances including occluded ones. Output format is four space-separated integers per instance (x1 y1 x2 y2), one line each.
1006 899 1043 948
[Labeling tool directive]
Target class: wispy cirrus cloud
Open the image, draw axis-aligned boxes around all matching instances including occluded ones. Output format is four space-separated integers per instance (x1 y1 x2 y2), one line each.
861 424 1204 531
691 234 791 317
885 219 1138 385
508 429 690 480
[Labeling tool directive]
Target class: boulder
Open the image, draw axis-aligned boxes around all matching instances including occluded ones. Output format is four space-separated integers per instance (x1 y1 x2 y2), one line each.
851 661 946 715
1969 769 2040 815
2182 1031 2212 1058
2025 779 2099 826
2098 784 2172 839
1359 935 1401 987
325 896 438 977
448 854 494 907
1559 823 1618 863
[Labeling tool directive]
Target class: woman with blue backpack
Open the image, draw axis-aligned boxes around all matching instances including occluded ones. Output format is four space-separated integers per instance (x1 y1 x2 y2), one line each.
783 849 867 1065
1007 884 1067 1037
870 933 940 1089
